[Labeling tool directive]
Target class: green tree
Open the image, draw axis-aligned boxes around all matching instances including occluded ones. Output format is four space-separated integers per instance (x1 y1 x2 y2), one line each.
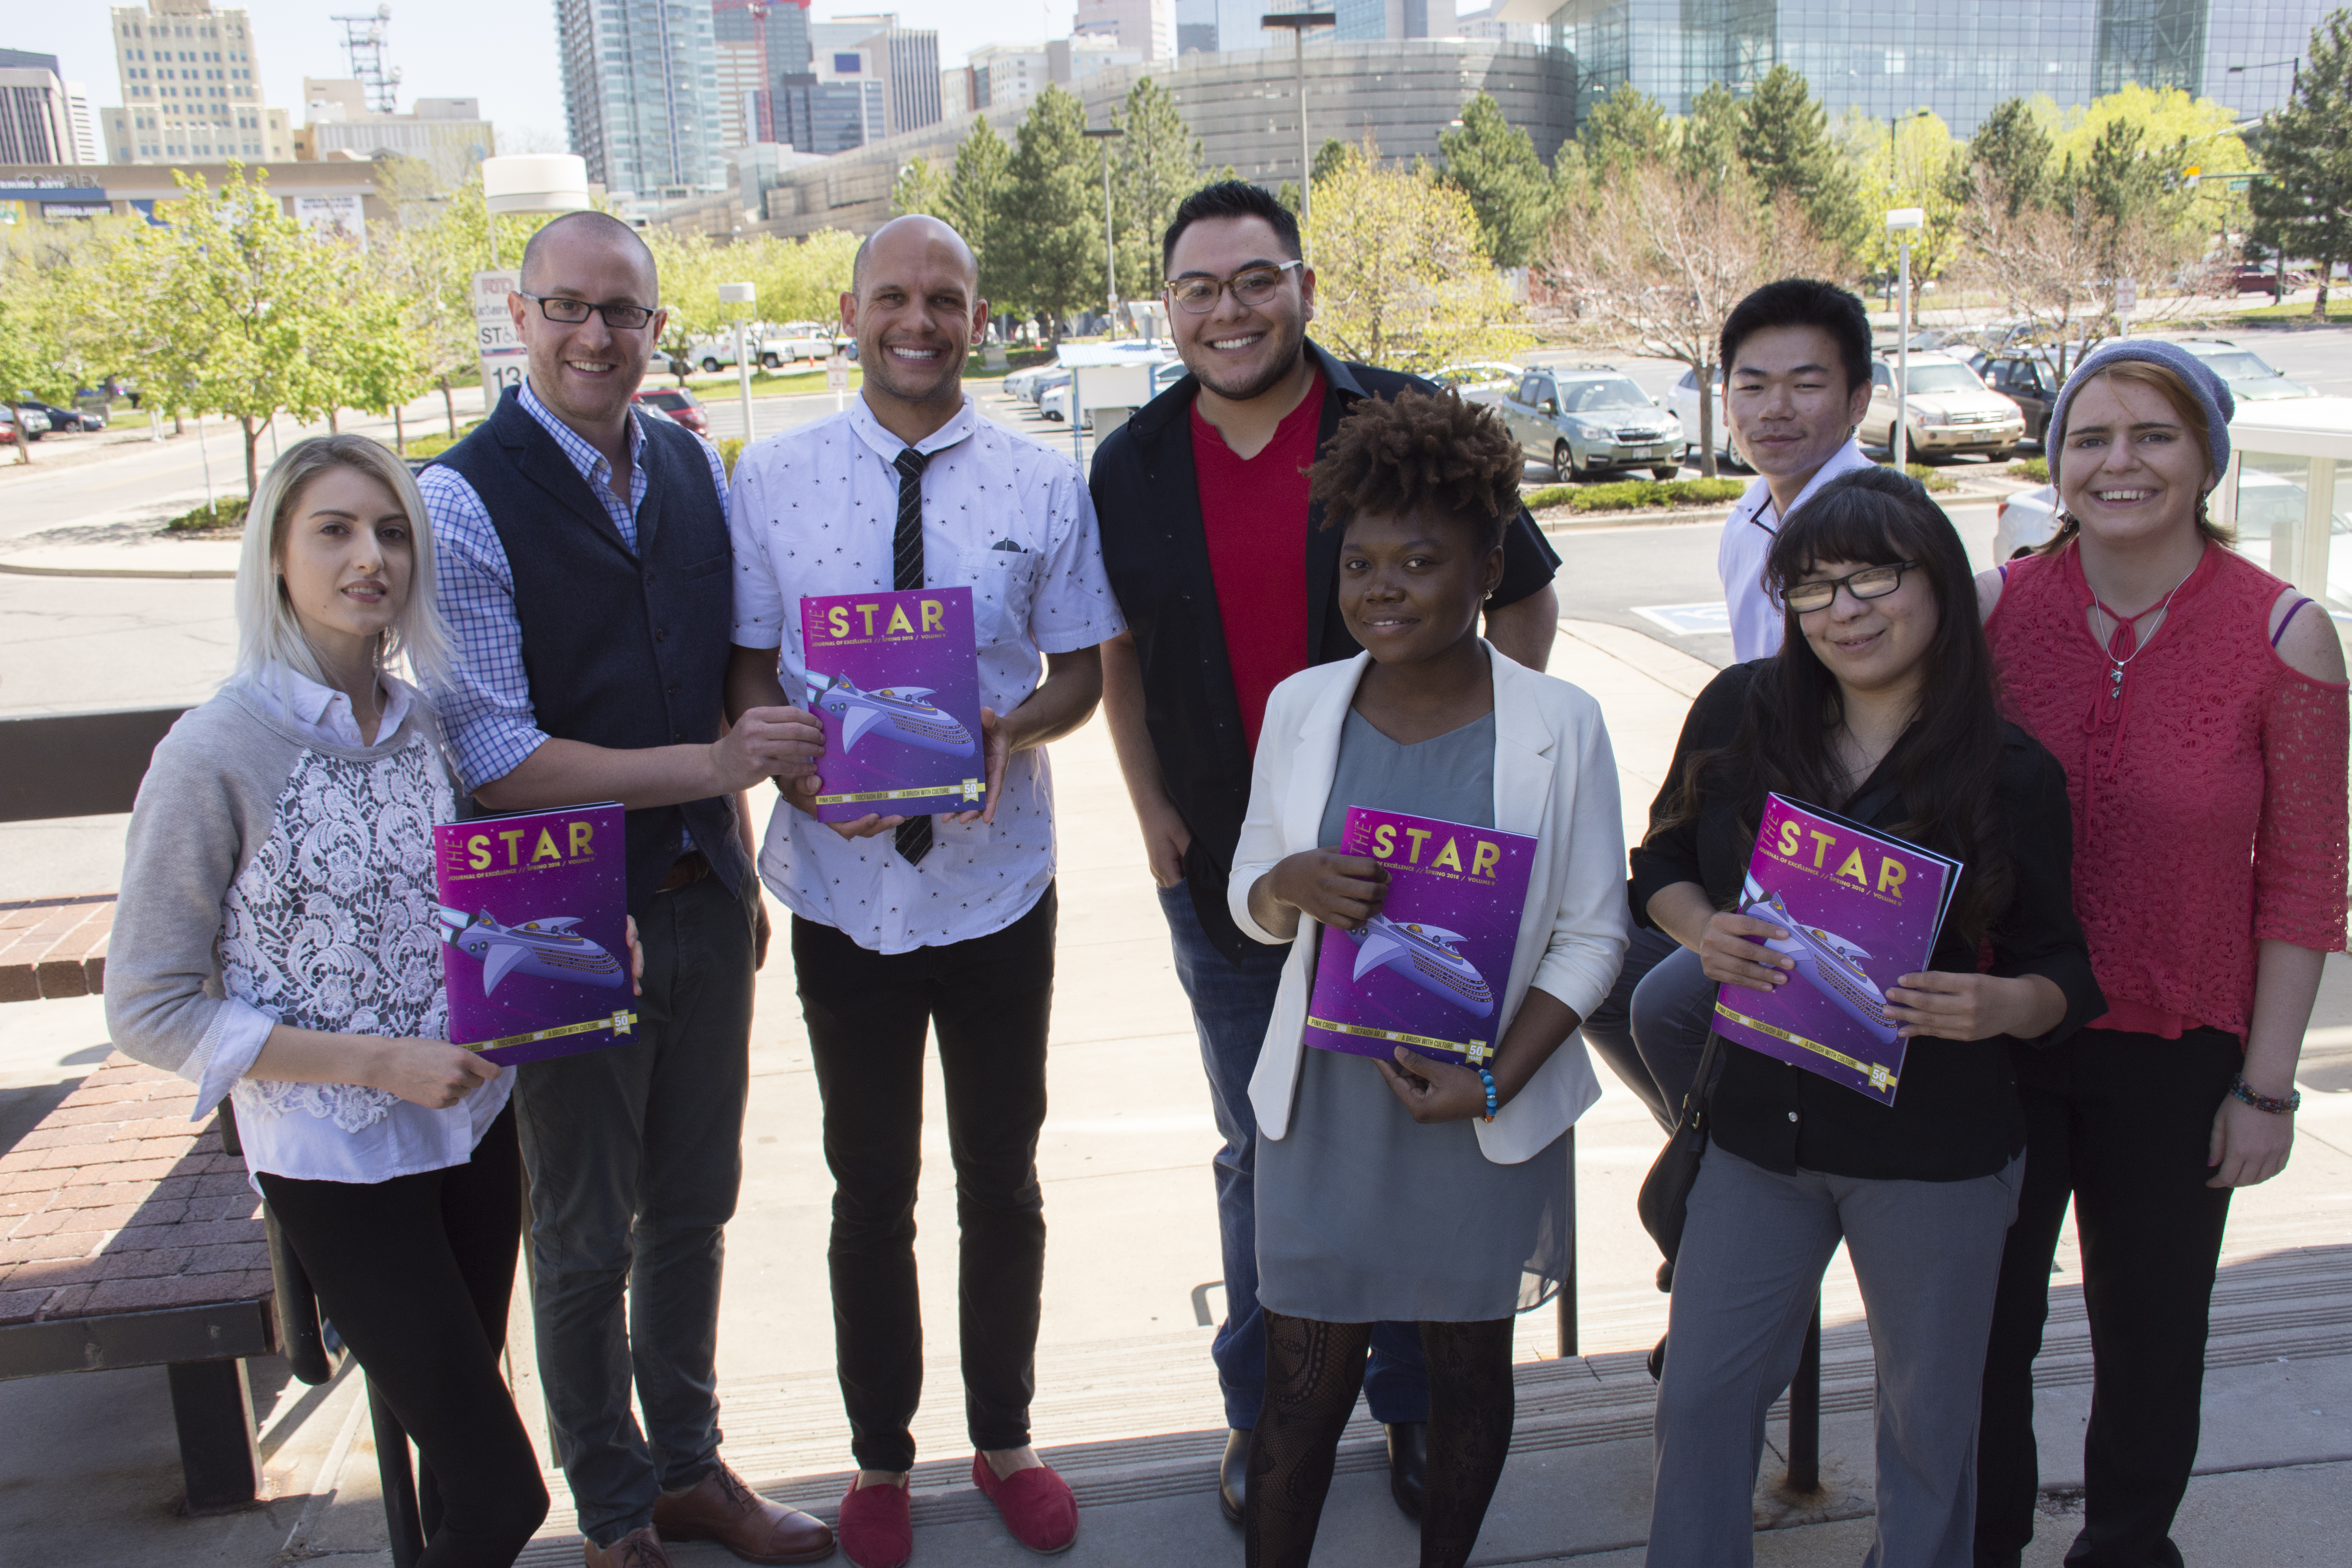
1679 82 1746 193
1306 158 1530 372
1311 136 1359 186
892 154 951 218
945 116 1013 298
1951 96 2053 216
2252 8 2352 317
1845 110 1964 296
109 164 354 494
1113 78 1207 299
1437 92 1554 267
999 85 1102 334
1736 65 1865 258
642 228 728 381
1581 84 1674 182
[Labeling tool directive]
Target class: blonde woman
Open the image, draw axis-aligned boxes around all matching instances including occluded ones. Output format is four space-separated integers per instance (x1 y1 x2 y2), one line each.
108 436 604 1567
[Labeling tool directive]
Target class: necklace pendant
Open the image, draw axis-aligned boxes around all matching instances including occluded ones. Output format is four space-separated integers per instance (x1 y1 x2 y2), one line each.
2108 664 2125 697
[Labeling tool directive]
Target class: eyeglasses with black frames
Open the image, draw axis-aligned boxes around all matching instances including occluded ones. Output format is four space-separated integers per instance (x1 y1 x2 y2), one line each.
1783 561 1918 614
517 291 657 330
1163 260 1304 314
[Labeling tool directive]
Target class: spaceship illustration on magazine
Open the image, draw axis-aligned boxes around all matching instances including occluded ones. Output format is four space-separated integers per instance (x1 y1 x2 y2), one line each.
437 907 628 996
808 670 977 757
1347 913 1497 1018
1739 882 1898 1045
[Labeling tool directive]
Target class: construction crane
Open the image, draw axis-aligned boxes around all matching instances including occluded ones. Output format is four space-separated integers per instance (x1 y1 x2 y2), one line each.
331 4 401 116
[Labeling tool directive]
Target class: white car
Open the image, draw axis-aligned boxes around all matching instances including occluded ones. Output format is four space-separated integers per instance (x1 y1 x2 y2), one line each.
1992 478 2350 608
1039 358 1183 427
1863 353 2025 461
1666 364 1740 470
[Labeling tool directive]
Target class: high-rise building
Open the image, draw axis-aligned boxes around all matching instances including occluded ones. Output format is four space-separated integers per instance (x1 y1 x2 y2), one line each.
1517 0 2331 133
1172 0 1303 53
1075 0 1176 60
967 43 1053 110
1333 0 1455 39
557 0 726 198
815 15 940 138
99 0 292 163
304 88 498 189
0 51 85 165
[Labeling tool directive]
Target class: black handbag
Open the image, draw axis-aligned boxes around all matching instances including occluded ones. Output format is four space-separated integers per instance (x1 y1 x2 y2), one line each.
1634 774 1906 1264
1636 1028 1724 1263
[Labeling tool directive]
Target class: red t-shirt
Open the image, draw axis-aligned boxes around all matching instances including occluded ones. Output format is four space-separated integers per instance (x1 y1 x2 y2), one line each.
1191 372 1325 753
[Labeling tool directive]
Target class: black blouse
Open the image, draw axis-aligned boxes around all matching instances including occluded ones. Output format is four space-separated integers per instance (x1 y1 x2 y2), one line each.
1627 661 2105 1182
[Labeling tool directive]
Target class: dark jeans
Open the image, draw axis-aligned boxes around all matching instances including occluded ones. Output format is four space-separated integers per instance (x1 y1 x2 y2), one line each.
793 884 1059 1474
1975 1027 2241 1568
1155 882 1427 1431
1582 925 1715 1134
260 1104 547 1568
512 872 756 1547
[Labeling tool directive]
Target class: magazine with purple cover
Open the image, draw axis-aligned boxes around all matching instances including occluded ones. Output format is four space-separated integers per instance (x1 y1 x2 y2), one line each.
1710 793 1962 1106
799 586 987 823
433 803 637 1065
1303 807 1537 1067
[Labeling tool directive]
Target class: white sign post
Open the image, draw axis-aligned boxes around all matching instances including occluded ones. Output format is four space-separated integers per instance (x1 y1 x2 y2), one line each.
719 281 757 443
826 353 849 413
2113 276 2137 337
1885 207 1925 471
473 268 526 413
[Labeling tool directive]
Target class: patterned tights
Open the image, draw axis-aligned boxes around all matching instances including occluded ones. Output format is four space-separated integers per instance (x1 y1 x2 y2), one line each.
1245 1309 1517 1568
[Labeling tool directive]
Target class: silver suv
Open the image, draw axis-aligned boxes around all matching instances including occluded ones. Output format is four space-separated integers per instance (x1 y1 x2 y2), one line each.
1489 366 1684 482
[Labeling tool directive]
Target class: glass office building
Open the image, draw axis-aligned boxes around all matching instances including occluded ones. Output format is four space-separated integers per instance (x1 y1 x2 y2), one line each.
1538 0 2330 133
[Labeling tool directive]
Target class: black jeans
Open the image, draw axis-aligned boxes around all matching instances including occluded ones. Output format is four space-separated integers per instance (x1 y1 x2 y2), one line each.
794 884 1058 1473
1975 1027 2241 1568
259 1103 546 1568
512 872 757 1546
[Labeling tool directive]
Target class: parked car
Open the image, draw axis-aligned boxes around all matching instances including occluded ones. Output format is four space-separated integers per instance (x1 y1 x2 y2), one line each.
1662 363 1743 471
1967 350 2065 445
2171 338 2315 403
1009 339 1172 407
1862 352 2025 461
756 326 845 368
671 338 737 376
0 408 22 445
1028 368 1073 415
20 399 99 434
631 386 709 435
7 403 54 441
1486 365 1683 481
1428 361 1524 394
1037 359 1183 426
1995 475 2351 606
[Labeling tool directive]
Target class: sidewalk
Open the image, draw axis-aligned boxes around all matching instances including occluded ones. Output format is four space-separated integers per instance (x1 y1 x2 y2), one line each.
3 618 2349 1567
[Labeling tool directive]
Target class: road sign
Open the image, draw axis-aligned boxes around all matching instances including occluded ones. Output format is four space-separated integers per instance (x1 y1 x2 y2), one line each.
826 355 849 392
2114 278 2138 315
473 268 526 408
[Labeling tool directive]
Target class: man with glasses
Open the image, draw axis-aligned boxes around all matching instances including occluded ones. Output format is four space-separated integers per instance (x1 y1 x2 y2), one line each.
422 209 834 1568
1088 180 1561 1527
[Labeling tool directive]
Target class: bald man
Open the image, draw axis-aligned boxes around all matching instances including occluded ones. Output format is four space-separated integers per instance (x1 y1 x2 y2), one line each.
422 210 834 1568
723 215 1121 1564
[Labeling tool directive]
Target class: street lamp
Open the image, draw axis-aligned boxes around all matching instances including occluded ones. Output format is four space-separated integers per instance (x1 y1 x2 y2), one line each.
2227 57 2302 94
1084 126 1125 324
1886 206 1924 470
719 281 757 442
1262 11 1338 224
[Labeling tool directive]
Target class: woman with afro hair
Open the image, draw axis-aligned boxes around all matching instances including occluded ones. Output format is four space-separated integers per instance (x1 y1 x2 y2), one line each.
1226 389 1630 1567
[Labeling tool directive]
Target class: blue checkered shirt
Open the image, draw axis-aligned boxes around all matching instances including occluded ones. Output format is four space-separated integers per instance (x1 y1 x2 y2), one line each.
417 379 730 793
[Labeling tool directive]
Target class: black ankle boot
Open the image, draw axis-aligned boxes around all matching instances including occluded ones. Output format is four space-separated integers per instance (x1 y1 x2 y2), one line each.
1386 1421 1426 1519
1218 1427 1248 1525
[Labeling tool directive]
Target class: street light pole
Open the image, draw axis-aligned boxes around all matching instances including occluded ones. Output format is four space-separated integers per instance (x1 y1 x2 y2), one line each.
1262 12 1338 225
1084 126 1125 324
720 281 757 443
1886 206 1924 471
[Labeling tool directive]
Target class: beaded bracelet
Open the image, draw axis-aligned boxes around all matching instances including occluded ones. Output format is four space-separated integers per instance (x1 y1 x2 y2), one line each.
2229 1075 2300 1116
1477 1067 1498 1123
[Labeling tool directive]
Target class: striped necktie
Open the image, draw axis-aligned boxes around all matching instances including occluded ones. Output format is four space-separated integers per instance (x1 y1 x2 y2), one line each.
891 446 932 866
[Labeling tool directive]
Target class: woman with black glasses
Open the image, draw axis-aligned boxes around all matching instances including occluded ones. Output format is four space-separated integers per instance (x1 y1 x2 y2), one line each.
1632 468 2102 1568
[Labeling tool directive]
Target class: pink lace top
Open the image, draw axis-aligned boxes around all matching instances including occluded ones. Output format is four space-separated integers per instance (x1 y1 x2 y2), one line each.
1989 542 2348 1041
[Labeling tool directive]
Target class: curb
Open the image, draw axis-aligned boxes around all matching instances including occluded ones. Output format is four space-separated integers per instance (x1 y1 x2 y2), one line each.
0 557 236 581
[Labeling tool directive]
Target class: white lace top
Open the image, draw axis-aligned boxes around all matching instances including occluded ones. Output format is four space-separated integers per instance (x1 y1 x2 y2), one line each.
106 667 513 1187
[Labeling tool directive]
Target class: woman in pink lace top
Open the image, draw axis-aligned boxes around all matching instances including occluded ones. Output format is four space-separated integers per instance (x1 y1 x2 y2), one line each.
1972 341 2348 1568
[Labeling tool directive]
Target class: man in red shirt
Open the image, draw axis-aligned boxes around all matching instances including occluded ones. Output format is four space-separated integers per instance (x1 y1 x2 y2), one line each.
1091 180 1561 1527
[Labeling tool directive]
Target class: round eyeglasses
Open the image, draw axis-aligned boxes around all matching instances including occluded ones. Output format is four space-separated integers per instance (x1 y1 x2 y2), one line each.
1163 260 1304 314
1783 561 1918 614
517 291 657 330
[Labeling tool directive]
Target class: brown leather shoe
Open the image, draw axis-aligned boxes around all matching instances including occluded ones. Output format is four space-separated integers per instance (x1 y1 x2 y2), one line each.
584 1526 675 1568
653 1461 837 1564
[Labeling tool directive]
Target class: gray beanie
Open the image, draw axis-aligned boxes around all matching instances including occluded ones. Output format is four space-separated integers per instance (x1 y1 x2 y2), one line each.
2046 339 2234 491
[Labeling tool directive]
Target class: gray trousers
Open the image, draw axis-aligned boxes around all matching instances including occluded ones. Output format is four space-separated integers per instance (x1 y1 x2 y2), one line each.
513 873 757 1547
1583 927 1717 1134
1646 1143 2024 1568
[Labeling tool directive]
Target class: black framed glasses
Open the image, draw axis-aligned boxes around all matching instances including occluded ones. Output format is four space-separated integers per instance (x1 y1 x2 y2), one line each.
1783 561 1918 614
517 290 657 330
1163 260 1304 314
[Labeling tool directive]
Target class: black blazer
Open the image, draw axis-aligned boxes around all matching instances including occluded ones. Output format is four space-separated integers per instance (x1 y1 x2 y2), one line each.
1089 341 1561 960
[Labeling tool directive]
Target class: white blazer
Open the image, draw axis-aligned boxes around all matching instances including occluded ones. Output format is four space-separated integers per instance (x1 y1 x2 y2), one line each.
1228 645 1631 1165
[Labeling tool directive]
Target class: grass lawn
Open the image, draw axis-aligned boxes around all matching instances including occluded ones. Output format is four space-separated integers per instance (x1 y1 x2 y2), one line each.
2220 300 2343 325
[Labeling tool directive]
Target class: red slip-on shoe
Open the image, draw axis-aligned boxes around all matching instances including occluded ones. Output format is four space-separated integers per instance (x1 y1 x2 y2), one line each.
970 1453 1078 1555
835 1477 912 1568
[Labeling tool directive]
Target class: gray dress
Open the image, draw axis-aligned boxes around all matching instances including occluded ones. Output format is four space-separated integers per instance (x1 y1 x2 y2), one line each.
1254 708 1573 1324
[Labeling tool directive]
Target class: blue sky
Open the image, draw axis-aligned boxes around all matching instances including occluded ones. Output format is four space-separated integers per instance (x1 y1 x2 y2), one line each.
10 2 1074 152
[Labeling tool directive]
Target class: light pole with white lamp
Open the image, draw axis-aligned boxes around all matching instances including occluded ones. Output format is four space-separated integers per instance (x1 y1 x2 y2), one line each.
1886 205 1924 470
1083 125 1125 324
1261 11 1338 225
475 154 594 414
719 281 757 442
